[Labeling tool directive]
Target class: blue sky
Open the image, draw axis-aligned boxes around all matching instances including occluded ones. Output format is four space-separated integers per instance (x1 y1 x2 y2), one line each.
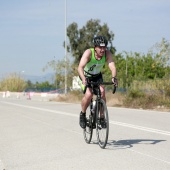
0 0 169 78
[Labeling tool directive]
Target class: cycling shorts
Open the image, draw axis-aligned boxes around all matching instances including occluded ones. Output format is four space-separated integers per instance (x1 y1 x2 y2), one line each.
78 73 103 94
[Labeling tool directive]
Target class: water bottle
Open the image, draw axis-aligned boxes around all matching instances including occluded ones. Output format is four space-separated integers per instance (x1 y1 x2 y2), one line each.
91 100 96 113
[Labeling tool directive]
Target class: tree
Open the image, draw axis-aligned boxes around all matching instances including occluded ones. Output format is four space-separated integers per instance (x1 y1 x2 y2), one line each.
149 38 170 78
26 80 34 88
66 19 115 64
35 81 55 91
123 52 165 80
43 19 116 89
43 57 73 88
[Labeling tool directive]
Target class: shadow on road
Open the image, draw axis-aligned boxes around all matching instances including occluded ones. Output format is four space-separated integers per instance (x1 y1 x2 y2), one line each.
106 139 166 149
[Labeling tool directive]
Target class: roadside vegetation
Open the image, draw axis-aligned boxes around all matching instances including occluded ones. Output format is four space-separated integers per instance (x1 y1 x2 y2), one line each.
0 19 169 111
50 88 170 112
0 73 26 92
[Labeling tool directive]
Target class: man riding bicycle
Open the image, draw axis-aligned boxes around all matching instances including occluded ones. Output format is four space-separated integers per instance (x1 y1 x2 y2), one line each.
78 35 118 129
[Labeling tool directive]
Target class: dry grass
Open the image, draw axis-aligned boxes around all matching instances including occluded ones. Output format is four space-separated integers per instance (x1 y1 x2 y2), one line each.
50 90 83 104
105 92 124 107
51 90 124 106
50 90 170 112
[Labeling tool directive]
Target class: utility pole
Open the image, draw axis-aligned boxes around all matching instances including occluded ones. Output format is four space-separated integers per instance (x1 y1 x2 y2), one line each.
64 0 67 94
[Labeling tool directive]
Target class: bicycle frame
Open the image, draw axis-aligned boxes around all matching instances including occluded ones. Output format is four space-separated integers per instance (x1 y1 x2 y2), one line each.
91 85 102 127
90 81 116 127
83 79 116 148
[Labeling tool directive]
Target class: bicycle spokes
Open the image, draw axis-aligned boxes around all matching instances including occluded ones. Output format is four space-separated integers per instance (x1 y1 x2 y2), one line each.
96 99 109 149
83 105 93 144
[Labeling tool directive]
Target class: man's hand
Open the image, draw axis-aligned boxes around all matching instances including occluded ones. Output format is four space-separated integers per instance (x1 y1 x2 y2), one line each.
112 77 118 86
82 78 87 86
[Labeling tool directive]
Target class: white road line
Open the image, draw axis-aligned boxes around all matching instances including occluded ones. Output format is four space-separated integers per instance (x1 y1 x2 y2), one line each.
1 101 170 136
109 120 170 136
1 101 78 118
1 101 81 136
129 148 170 164
20 113 82 136
108 106 170 114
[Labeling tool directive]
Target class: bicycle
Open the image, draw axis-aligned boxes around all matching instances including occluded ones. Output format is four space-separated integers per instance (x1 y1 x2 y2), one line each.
83 79 116 149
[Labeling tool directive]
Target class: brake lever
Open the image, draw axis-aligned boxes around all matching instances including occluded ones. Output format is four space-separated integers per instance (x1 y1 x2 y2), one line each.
112 85 117 94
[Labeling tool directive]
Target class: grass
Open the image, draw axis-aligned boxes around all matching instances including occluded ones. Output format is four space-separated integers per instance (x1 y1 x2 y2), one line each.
50 90 83 103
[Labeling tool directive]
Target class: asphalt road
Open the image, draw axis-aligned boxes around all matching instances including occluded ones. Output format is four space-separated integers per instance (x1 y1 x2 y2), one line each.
0 97 170 170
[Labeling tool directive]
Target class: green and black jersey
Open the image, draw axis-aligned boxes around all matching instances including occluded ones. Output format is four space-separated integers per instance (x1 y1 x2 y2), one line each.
84 48 106 77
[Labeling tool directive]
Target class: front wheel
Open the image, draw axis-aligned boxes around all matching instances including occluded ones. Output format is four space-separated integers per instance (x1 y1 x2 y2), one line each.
83 104 93 144
96 99 109 149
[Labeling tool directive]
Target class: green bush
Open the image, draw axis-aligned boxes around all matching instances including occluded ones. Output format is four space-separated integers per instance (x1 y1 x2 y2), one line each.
127 89 145 98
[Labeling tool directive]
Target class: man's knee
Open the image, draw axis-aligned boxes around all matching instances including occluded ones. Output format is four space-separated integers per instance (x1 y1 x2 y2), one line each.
85 92 93 100
100 89 105 98
86 88 93 96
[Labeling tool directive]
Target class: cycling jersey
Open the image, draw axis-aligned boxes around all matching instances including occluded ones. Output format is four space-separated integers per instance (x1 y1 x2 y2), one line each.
84 48 106 77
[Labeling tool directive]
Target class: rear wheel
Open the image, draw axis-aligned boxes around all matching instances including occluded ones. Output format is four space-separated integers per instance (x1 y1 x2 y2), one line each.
96 99 109 149
83 104 93 144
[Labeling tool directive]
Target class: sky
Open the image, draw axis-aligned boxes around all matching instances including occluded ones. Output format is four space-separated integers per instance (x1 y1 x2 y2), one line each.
0 0 170 78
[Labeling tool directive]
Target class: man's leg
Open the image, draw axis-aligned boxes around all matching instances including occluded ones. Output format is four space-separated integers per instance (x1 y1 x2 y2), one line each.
99 85 107 128
99 85 106 117
81 88 93 112
79 88 93 129
100 85 106 102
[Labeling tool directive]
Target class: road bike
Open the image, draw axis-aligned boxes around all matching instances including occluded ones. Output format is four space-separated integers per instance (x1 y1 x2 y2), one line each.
83 80 116 149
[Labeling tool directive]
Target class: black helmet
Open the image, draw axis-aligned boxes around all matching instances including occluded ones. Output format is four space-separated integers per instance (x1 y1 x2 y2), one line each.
94 36 108 47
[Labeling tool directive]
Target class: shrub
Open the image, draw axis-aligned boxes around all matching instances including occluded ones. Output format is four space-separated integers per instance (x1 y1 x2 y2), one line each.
127 89 145 99
0 73 26 92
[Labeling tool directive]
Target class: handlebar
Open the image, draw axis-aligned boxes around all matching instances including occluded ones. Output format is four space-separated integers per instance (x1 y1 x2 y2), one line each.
87 81 117 94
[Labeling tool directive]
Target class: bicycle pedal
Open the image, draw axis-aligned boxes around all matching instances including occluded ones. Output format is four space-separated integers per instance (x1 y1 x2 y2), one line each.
92 124 96 129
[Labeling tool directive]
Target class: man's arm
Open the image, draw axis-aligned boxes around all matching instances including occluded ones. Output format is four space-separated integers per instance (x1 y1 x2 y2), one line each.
106 50 117 78
106 50 118 86
78 49 91 85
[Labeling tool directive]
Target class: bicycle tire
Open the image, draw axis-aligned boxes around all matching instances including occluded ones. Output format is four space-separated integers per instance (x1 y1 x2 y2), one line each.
83 104 93 144
96 99 109 149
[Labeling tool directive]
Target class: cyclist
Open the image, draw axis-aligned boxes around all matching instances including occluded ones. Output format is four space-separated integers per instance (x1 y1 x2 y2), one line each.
78 35 118 129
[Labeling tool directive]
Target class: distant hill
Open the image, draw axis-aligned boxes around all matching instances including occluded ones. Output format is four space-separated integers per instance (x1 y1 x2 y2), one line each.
0 73 55 84
24 73 55 83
